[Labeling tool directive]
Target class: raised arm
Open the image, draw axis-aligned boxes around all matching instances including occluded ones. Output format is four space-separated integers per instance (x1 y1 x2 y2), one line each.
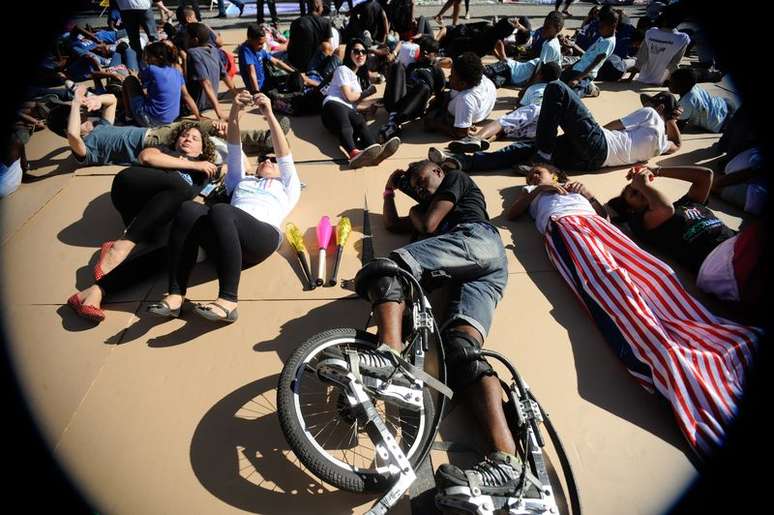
67 86 89 160
651 165 713 204
382 170 414 233
663 118 681 154
254 92 289 158
627 167 674 229
224 91 253 193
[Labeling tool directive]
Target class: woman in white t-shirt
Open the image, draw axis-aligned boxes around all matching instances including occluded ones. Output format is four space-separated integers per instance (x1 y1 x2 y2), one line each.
507 163 759 458
321 38 401 168
146 92 301 323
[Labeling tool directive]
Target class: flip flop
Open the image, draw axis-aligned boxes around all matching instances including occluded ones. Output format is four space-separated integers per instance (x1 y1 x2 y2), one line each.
147 300 181 319
193 302 238 323
93 240 116 281
67 294 105 323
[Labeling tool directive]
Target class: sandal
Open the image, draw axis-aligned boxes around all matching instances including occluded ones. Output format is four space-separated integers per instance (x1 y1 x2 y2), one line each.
193 302 238 323
93 240 116 281
67 294 105 323
147 300 181 319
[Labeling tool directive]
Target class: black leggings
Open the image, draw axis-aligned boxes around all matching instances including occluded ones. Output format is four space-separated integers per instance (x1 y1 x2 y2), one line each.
321 101 375 153
383 63 433 124
110 166 201 244
256 0 278 24
168 201 280 302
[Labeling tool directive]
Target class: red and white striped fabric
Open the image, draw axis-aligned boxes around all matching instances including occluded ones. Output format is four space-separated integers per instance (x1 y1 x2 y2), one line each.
544 213 760 456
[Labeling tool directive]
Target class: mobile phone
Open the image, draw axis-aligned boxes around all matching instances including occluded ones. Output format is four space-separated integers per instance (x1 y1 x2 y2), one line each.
199 182 217 198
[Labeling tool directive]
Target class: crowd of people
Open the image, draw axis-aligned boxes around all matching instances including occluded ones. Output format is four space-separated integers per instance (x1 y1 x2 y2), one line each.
4 0 766 506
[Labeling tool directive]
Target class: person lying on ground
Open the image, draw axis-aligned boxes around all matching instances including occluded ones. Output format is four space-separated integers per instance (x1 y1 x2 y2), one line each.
47 87 287 166
607 165 766 306
429 80 681 174
507 163 760 457
146 92 301 323
436 17 529 61
665 67 737 133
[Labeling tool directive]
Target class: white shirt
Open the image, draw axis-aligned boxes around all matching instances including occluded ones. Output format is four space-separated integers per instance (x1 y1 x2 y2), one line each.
636 28 690 85
115 0 152 10
524 185 597 234
601 107 670 167
539 37 562 66
447 75 496 128
226 144 301 239
323 66 361 109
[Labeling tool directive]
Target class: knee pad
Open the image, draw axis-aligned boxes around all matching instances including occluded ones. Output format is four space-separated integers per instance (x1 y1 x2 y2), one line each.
443 329 495 393
354 257 407 305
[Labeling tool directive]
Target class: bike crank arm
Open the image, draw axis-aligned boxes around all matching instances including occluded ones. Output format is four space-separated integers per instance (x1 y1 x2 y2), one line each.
317 363 418 515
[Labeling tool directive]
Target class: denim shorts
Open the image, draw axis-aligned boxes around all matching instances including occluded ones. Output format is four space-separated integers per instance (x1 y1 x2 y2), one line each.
129 95 165 128
391 222 508 339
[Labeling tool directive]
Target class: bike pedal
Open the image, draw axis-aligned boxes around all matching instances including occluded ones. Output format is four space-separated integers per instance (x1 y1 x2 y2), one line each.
435 490 498 515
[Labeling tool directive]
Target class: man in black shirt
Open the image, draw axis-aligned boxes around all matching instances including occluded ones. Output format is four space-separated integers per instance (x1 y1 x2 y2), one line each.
287 0 337 72
341 0 390 45
352 160 527 505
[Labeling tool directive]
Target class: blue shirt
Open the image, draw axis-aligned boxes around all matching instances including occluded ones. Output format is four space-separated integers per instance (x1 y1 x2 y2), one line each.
238 43 272 92
140 65 185 123
572 35 616 80
575 21 599 50
507 58 539 87
187 45 225 111
79 119 148 166
678 85 729 133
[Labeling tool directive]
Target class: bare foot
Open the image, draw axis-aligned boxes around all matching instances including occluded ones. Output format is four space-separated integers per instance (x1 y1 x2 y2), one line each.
76 284 103 309
99 239 135 277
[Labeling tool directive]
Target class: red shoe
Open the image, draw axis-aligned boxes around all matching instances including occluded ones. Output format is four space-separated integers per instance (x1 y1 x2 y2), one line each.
93 240 116 281
67 294 105 323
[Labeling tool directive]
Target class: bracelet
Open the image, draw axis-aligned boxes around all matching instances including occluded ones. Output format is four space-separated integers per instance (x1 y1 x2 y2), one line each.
383 188 395 199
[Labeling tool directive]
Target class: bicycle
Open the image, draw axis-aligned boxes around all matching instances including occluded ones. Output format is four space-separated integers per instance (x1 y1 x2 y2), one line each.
277 258 581 515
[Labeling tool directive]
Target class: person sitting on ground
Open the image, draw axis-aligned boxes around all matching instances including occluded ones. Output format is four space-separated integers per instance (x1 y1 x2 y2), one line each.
596 27 643 82
377 36 445 142
507 163 760 456
352 159 527 505
665 67 736 133
624 5 690 85
184 22 237 121
607 164 765 306
238 24 301 95
523 10 565 65
286 0 340 77
121 41 200 127
424 52 496 141
559 7 618 97
47 89 286 167
321 38 400 168
449 61 561 153
430 81 681 173
341 0 390 47
146 92 300 323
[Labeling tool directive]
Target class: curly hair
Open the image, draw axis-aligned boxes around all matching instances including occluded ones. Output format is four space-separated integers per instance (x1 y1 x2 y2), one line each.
170 122 217 163
453 52 484 89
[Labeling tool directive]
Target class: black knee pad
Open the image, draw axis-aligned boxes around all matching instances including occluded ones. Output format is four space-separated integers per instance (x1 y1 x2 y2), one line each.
443 329 495 393
354 257 407 305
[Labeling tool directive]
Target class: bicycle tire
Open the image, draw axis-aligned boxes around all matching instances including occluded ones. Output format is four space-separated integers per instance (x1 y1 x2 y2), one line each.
277 327 437 493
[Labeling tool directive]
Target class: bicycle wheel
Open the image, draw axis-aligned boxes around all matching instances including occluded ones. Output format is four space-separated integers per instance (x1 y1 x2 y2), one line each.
277 327 437 493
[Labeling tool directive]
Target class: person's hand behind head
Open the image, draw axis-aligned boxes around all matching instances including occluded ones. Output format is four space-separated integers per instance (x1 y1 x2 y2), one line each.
386 169 405 190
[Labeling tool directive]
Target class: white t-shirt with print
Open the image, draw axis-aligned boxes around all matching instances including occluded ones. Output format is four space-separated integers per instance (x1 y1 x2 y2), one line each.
636 27 690 85
601 107 670 167
323 65 361 109
447 75 496 128
226 144 301 239
523 185 597 234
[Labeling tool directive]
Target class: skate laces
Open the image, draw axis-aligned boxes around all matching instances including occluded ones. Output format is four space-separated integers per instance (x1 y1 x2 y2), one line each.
471 455 517 487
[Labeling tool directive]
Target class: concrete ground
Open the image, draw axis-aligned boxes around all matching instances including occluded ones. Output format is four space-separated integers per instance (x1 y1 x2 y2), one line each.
0 4 748 515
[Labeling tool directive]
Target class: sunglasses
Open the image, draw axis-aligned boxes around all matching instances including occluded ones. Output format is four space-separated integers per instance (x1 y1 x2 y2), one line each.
351 48 368 56
258 155 277 163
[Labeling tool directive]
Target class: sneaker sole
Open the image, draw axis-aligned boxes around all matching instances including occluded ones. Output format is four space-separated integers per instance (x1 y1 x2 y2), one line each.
374 137 401 165
349 145 382 168
448 140 489 154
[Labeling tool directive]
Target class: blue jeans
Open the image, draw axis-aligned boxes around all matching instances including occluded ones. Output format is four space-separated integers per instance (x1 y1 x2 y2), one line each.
469 80 607 172
121 8 158 55
109 46 139 72
391 222 508 339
